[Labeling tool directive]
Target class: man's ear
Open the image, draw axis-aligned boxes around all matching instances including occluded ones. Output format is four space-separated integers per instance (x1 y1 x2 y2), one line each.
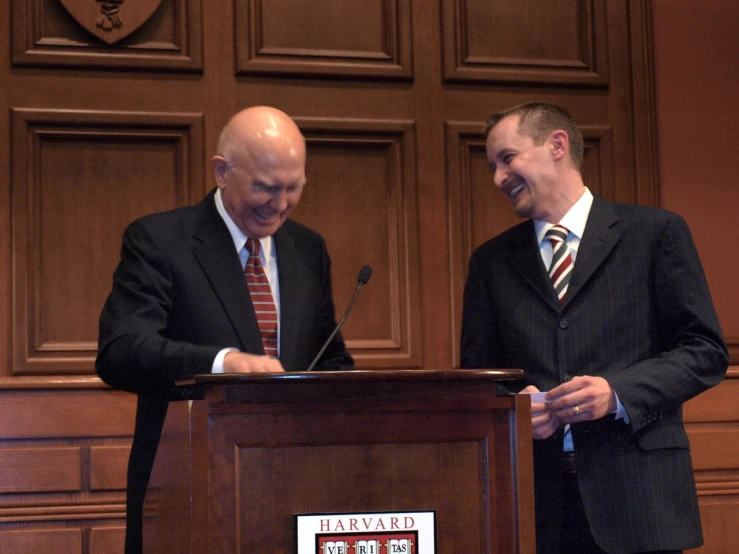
211 156 228 187
549 130 569 162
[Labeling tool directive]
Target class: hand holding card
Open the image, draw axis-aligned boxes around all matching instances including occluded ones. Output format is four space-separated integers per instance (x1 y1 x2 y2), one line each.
522 391 549 404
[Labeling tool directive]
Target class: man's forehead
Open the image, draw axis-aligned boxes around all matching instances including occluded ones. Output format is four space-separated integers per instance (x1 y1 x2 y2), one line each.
251 167 306 186
487 118 528 155
490 114 522 137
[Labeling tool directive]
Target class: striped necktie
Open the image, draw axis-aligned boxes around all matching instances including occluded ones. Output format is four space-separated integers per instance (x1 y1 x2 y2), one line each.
545 225 573 303
245 238 278 357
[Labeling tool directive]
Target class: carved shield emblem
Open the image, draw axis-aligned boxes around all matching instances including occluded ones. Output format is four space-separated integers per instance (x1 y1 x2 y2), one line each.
60 0 165 45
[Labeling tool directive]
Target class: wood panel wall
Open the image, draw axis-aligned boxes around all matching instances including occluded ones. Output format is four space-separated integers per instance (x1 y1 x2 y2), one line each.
0 1 735 552
652 2 739 552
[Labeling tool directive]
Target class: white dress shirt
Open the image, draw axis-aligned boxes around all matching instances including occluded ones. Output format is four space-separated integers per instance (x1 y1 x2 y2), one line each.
211 188 282 372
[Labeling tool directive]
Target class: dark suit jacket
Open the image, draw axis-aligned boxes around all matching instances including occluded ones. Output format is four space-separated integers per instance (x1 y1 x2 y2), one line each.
461 195 727 553
96 189 353 553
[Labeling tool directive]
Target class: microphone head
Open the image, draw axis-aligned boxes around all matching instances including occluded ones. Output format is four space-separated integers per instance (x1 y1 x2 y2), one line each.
357 265 373 284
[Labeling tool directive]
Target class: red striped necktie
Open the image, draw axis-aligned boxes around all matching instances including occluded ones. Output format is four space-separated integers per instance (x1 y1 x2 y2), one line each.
545 225 573 303
244 238 278 357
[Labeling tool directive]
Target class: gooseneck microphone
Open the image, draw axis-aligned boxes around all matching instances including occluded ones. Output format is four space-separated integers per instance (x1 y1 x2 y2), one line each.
305 265 372 372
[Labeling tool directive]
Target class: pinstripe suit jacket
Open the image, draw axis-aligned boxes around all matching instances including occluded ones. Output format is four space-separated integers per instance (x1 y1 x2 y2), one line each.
96 189 353 553
461 195 728 553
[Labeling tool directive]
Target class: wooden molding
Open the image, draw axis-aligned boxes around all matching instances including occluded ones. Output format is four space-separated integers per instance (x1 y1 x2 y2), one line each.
628 0 661 208
442 0 609 86
291 117 422 368
724 338 739 366
235 0 413 79
0 529 82 553
0 505 126 523
10 109 204 376
11 0 203 71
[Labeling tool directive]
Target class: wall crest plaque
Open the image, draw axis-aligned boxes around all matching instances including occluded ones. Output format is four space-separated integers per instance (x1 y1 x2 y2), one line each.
60 0 164 45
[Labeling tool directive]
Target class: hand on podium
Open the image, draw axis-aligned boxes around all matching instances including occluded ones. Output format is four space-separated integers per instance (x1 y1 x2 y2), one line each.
224 351 285 373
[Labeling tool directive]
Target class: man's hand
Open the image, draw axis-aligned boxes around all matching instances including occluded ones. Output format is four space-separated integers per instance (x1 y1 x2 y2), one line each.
521 385 560 440
223 352 285 373
546 376 616 424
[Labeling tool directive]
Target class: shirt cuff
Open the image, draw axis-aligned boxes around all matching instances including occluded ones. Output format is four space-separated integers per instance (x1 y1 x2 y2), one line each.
212 347 239 373
613 391 630 424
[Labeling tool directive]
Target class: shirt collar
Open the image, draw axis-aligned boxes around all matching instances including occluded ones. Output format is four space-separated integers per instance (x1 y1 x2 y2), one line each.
214 188 274 265
534 187 594 244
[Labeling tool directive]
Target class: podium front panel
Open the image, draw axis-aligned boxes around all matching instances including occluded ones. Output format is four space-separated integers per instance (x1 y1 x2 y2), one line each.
146 370 534 554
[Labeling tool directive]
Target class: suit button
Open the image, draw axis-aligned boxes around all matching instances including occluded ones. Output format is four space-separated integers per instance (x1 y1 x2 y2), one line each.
563 374 572 382
559 319 569 329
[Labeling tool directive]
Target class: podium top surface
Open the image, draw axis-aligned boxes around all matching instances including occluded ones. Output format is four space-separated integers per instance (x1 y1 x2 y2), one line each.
178 368 523 387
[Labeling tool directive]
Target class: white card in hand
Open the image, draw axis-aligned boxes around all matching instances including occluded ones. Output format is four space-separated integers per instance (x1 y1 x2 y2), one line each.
521 391 549 403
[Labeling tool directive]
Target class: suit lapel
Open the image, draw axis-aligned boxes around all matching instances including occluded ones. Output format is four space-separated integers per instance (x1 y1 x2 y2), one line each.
565 196 621 303
191 192 263 354
273 226 301 370
509 220 563 312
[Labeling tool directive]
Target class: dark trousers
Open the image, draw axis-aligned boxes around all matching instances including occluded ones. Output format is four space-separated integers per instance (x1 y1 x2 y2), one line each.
124 397 167 554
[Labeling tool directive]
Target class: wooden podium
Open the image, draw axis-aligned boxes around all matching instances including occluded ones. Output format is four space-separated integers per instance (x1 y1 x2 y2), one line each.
143 370 535 553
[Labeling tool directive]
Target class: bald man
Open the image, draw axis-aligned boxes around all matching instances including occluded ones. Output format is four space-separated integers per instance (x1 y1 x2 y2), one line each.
96 106 353 553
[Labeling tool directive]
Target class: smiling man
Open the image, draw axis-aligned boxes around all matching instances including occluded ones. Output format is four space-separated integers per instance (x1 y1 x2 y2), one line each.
96 106 353 554
487 103 585 223
460 101 727 554
212 107 306 240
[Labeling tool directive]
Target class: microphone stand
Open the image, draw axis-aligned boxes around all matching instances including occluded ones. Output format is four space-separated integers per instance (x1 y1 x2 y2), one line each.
305 266 372 372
